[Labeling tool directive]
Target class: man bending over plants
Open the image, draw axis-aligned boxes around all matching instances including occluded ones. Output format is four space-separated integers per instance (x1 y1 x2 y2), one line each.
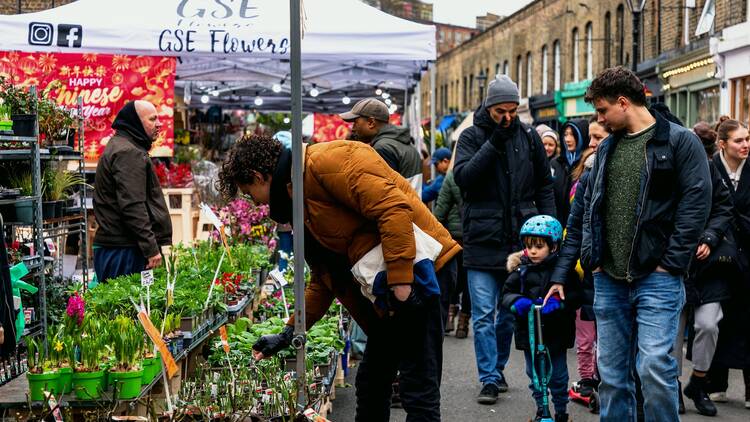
217 134 461 421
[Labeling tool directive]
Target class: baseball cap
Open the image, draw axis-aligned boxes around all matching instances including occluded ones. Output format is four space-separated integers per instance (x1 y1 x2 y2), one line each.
339 98 390 122
431 147 452 164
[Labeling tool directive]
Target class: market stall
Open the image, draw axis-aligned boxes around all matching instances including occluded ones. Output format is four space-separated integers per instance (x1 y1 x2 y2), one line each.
0 1 436 419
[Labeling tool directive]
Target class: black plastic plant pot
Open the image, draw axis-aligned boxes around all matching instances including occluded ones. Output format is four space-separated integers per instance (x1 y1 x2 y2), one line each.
11 114 35 137
42 201 56 220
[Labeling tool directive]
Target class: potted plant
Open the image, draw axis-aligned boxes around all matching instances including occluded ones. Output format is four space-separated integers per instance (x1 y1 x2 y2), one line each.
26 337 61 401
109 315 144 399
0 76 35 137
49 328 74 394
73 334 105 400
10 171 34 224
38 96 74 148
43 166 86 218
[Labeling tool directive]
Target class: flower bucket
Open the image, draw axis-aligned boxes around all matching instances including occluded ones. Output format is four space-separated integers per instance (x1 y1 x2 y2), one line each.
11 114 35 137
141 358 156 385
110 369 144 399
27 371 61 401
99 363 111 390
72 370 104 400
57 366 73 394
14 199 34 224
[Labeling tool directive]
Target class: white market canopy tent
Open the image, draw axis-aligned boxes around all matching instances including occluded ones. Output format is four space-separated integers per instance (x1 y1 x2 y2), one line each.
0 0 435 113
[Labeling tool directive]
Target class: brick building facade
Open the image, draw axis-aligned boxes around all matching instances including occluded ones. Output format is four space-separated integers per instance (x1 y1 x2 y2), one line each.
423 0 748 126
0 0 75 14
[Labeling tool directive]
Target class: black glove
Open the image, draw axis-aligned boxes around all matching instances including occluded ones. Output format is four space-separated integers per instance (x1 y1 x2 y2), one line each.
489 116 519 149
253 325 294 357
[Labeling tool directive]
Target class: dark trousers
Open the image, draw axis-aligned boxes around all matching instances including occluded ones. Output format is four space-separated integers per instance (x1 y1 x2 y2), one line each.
706 365 750 394
449 251 470 315
94 246 145 283
524 348 570 415
437 258 458 326
355 293 444 421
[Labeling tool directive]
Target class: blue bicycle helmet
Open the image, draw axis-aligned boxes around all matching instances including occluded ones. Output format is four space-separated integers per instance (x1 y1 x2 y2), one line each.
520 215 563 244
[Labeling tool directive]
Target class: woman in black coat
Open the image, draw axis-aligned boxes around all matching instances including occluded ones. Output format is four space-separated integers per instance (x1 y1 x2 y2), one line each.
706 117 750 408
554 119 589 228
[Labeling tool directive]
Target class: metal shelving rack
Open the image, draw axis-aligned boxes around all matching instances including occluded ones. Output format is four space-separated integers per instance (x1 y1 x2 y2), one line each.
0 92 89 352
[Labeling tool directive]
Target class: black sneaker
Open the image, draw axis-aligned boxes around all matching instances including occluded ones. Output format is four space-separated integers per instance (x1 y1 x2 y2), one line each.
555 413 569 422
683 375 717 416
678 380 686 414
497 373 509 393
477 383 500 404
578 378 598 397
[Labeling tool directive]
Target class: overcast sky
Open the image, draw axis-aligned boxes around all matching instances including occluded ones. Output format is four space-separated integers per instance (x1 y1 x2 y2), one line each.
423 0 534 27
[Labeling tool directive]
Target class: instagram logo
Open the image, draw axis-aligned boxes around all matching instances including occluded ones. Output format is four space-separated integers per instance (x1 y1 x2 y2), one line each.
28 22 53 46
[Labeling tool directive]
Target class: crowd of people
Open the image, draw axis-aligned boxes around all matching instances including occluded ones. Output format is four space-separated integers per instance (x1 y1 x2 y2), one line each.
208 66 750 422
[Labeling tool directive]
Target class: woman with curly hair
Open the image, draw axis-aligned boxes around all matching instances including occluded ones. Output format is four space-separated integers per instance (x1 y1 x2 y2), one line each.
218 134 461 421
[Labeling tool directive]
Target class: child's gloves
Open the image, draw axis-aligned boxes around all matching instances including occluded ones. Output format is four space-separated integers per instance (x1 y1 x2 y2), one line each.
540 296 563 315
511 297 533 315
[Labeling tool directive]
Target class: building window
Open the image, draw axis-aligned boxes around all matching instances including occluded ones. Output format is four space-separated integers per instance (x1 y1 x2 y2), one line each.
516 55 523 97
572 28 580 82
495 63 500 77
470 73 475 105
604 12 612 68
616 4 624 66
503 60 509 75
553 40 561 91
526 52 533 97
541 45 549 95
463 76 467 110
586 22 593 80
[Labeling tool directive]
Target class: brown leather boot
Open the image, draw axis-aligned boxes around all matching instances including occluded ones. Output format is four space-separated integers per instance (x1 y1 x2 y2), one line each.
445 304 458 333
455 312 470 339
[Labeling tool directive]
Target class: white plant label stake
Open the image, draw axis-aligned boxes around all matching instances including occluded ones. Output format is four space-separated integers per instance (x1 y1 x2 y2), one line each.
204 248 226 311
269 268 290 320
141 269 154 315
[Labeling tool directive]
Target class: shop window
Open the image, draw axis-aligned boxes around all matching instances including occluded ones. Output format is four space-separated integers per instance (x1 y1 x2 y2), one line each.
694 86 720 127
732 77 750 128
604 12 612 68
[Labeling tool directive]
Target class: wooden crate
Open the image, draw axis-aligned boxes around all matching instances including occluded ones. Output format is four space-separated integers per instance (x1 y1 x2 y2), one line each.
162 188 199 245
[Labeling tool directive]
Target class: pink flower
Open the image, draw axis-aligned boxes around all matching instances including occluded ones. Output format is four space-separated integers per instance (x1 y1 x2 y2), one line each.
66 293 85 325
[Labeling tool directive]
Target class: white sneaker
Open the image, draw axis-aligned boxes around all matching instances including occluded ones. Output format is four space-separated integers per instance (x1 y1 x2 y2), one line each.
709 392 728 402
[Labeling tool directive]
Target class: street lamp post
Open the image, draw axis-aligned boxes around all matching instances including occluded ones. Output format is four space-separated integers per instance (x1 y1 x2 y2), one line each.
476 69 487 104
626 0 648 72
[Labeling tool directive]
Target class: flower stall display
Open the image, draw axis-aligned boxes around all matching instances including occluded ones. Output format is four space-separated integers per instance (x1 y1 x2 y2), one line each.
216 198 277 250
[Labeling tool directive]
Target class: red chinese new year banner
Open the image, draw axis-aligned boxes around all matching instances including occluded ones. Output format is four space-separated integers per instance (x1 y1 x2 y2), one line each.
0 51 175 162
312 113 402 143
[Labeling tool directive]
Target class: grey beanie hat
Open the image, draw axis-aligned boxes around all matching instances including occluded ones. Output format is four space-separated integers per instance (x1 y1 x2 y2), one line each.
485 74 520 107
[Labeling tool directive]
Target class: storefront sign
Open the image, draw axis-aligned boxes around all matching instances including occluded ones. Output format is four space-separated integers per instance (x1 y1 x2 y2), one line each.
536 107 558 120
312 113 402 143
662 57 716 90
0 51 175 161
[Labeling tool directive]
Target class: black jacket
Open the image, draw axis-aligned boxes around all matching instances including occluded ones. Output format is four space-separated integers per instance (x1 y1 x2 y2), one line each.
93 131 172 257
369 124 422 180
552 110 711 282
554 119 590 228
501 251 582 353
685 162 737 306
454 105 556 270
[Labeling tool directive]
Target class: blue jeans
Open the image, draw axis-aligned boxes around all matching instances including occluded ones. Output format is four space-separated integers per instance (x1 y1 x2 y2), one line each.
593 271 685 422
277 231 293 271
93 246 146 283
523 349 569 415
467 269 514 386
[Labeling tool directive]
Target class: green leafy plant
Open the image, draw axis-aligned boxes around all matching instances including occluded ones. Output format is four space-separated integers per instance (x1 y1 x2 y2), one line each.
43 165 87 201
38 96 74 142
111 315 143 371
10 171 33 197
0 76 34 115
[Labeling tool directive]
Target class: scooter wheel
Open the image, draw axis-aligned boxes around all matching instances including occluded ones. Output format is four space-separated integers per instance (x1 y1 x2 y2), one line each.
588 391 600 414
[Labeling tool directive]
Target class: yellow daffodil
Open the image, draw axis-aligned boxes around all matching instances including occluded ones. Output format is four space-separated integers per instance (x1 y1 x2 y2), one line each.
54 341 63 352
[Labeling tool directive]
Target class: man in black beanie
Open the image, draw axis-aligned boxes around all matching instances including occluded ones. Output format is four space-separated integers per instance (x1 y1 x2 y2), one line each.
93 101 172 282
454 74 556 404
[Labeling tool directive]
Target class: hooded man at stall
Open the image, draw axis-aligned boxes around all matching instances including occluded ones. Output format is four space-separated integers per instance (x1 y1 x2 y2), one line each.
217 134 461 421
93 101 172 282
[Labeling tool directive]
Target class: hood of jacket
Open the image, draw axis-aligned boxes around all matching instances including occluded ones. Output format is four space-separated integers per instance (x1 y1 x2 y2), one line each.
584 151 596 170
372 124 413 146
561 119 590 167
269 147 293 224
111 101 153 151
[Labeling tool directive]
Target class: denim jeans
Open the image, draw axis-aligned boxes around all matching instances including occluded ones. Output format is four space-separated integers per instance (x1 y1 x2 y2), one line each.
93 246 145 283
467 269 514 386
593 271 685 422
523 349 569 415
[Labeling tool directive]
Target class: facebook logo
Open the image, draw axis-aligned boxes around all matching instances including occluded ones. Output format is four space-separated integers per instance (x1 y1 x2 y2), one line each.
56 24 82 48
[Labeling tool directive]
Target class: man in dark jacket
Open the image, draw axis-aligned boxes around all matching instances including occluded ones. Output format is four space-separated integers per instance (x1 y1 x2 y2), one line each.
93 101 172 282
454 74 556 404
549 67 711 421
341 98 423 190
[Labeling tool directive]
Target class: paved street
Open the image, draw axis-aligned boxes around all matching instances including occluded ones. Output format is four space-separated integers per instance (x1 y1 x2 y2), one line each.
332 332 749 421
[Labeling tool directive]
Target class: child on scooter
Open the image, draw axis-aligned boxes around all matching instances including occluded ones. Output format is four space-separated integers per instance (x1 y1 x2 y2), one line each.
501 215 582 422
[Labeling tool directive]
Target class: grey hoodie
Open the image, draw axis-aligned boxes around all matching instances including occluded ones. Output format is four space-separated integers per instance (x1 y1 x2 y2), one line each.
370 124 422 180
